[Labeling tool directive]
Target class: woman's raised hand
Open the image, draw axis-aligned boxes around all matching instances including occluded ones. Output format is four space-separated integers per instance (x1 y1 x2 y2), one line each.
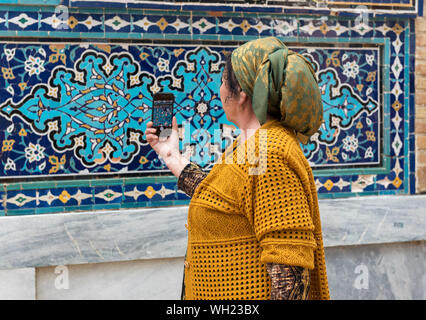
144 116 180 159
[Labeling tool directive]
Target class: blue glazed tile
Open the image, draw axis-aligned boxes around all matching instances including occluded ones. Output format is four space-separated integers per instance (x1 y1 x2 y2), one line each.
123 184 141 202
0 191 4 210
38 11 58 32
182 4 232 12
135 15 164 34
132 14 191 35
129 183 169 202
130 14 148 34
234 5 282 13
409 133 415 151
146 183 170 201
19 0 61 4
161 182 180 200
409 172 416 194
127 1 181 10
216 16 240 35
409 33 416 54
191 16 216 35
94 185 123 204
176 189 190 200
104 13 130 33
5 189 37 209
409 150 416 172
270 19 293 38
330 19 351 38
216 16 271 37
67 13 104 33
71 0 125 8
0 12 7 31
55 187 93 206
167 16 191 35
34 189 59 208
297 18 323 38
243 17 268 36
8 11 38 31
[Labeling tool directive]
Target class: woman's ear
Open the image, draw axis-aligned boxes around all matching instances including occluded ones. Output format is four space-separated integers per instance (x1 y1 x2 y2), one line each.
238 90 250 107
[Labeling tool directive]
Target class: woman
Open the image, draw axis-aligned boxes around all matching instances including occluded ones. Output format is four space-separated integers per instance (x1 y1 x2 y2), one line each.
144 37 329 300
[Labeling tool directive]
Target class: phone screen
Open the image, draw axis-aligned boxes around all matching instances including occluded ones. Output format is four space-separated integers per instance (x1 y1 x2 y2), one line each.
152 93 174 136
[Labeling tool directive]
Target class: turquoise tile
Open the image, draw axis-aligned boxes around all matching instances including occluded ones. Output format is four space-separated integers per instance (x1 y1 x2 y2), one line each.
148 200 175 207
79 32 106 38
6 208 35 216
91 178 123 187
20 181 57 190
155 176 177 184
18 0 60 4
104 31 130 39
173 199 191 206
4 183 22 191
0 30 17 36
35 206 65 215
92 203 122 210
120 201 147 209
63 204 94 212
140 32 165 39
55 180 91 188
124 176 157 185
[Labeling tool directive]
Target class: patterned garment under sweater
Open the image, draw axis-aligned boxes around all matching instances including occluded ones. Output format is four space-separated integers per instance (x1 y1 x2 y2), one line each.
177 161 311 300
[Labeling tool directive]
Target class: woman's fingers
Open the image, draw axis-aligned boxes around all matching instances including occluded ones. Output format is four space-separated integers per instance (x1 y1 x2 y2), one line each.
145 124 159 145
172 116 177 130
146 133 158 146
145 117 178 146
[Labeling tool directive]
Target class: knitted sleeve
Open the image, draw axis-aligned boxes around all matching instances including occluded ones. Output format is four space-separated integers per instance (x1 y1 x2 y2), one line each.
177 161 208 198
245 149 317 269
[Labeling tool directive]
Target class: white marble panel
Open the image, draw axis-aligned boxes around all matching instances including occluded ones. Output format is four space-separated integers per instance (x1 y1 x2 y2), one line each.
320 195 426 247
0 206 188 270
325 241 426 300
36 257 184 300
0 268 35 300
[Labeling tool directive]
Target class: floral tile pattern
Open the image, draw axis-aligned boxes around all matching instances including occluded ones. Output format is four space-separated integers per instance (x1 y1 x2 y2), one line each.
0 44 381 177
0 3 417 215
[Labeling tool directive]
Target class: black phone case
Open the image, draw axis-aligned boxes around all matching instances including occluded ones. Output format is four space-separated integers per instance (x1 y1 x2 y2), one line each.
152 93 175 137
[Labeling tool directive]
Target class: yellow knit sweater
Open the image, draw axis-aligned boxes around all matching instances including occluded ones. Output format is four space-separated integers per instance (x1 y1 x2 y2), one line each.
183 119 330 300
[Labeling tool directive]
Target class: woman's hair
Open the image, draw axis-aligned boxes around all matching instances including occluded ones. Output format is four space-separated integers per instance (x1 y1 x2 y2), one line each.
223 53 241 97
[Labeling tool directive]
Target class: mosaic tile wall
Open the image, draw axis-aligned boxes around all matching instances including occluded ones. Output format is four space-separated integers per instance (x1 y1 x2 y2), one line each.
0 0 421 215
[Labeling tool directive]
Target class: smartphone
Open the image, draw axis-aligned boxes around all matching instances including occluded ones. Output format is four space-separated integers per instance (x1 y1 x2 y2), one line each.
151 92 175 137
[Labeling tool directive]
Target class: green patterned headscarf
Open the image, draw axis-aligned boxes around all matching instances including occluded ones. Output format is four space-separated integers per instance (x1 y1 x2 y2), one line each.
231 36 323 144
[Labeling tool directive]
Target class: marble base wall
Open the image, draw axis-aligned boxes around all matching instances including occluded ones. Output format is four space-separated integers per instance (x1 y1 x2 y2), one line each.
35 241 425 300
0 268 35 300
325 241 425 300
36 257 184 300
0 241 423 300
0 195 424 300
